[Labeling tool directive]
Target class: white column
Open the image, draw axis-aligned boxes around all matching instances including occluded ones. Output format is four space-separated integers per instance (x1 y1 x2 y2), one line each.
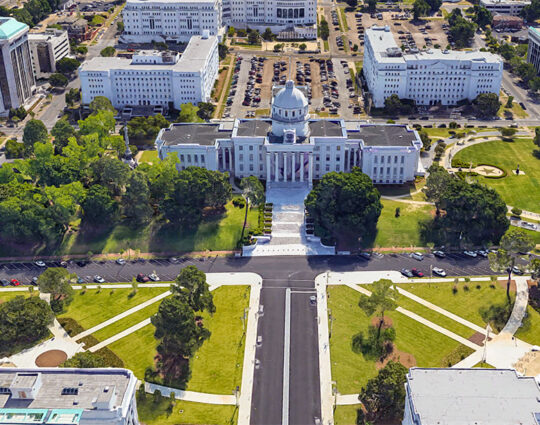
354 148 358 167
308 153 313 184
300 153 304 182
228 148 232 171
274 152 279 182
283 152 288 182
266 153 271 182
291 153 296 182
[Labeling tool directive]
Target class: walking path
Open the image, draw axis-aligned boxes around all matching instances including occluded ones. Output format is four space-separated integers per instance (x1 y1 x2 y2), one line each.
89 318 151 352
144 382 237 405
214 54 236 118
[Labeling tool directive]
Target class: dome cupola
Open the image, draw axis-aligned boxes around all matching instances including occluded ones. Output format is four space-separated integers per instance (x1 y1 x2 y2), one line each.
271 80 310 138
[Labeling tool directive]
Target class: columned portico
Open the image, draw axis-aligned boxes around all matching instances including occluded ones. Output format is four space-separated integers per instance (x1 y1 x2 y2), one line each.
266 150 313 185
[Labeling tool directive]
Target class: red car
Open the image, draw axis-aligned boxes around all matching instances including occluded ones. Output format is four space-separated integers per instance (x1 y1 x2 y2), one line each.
411 268 424 278
10 279 20 286
136 273 149 283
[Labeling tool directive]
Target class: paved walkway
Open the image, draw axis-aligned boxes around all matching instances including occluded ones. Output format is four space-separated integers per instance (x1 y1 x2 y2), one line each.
336 394 361 406
244 186 335 256
89 318 152 352
73 291 171 341
501 276 529 335
145 382 237 405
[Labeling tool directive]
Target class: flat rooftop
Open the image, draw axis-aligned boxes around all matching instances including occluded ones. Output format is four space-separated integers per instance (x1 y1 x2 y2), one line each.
236 120 271 137
406 368 540 425
309 120 343 137
160 123 232 146
0 368 133 411
348 125 418 147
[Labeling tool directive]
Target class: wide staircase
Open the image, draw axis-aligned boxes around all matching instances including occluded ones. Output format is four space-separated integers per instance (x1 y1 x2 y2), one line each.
243 184 335 256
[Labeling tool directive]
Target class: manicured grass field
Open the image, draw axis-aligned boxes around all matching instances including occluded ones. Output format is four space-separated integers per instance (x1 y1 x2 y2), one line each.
138 397 237 425
139 150 159 163
58 287 168 330
109 286 250 394
453 139 540 212
328 286 472 394
334 405 361 425
514 305 540 345
59 201 259 255
367 199 433 248
0 291 31 303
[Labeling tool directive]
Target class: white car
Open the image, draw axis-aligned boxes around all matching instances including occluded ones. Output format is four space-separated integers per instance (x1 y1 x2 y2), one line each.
432 267 447 277
93 275 105 283
477 250 488 258
116 258 126 265
34 261 46 267
411 252 424 261
148 273 160 282
463 250 477 258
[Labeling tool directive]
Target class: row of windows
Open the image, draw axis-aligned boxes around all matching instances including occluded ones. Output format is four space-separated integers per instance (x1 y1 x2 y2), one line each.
373 167 404 175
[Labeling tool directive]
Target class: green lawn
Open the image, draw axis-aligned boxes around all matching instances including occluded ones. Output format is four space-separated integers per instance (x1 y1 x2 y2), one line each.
59 201 259 255
339 7 349 31
514 305 540 345
367 199 433 248
138 397 237 425
139 150 159 163
0 291 31 303
58 287 168 330
453 139 540 213
334 405 362 425
328 286 472 394
109 286 250 394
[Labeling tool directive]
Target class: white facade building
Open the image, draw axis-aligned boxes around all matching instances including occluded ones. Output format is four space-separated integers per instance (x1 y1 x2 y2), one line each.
364 26 503 108
80 33 218 111
528 26 540 73
120 0 224 44
28 29 70 79
480 0 530 15
156 81 423 185
227 0 317 38
402 368 540 425
0 368 139 425
0 18 36 116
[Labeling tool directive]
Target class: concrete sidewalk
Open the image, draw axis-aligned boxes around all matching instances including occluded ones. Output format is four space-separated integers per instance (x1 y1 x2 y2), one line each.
145 382 237 405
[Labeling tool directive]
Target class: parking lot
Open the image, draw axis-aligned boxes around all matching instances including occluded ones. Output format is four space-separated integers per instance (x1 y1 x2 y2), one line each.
227 54 361 120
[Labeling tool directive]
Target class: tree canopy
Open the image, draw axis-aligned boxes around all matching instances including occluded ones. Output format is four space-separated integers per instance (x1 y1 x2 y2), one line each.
473 93 501 118
61 351 106 368
56 57 80 75
172 266 215 313
49 73 68 88
37 267 76 312
23 119 48 152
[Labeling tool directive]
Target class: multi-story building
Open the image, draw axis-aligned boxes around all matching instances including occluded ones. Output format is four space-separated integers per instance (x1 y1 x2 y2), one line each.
28 29 70 79
156 80 424 185
528 26 540 73
480 0 530 15
0 17 35 116
363 26 503 108
80 33 218 113
492 14 523 29
227 0 317 38
120 0 224 44
402 368 540 425
57 16 92 42
0 368 139 425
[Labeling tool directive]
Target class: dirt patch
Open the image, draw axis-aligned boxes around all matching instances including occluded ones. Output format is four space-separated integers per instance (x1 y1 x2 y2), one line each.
35 350 68 367
376 348 416 370
469 331 491 346
497 279 516 294
370 316 393 329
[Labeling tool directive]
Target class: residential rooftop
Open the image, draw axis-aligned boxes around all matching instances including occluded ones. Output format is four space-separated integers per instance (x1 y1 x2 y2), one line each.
405 368 540 425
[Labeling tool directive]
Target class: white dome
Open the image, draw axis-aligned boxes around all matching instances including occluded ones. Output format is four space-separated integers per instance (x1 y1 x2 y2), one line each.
273 80 308 110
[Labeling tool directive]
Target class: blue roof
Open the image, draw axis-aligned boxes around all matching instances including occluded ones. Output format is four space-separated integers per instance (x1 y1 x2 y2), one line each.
0 18 28 39
0 409 48 423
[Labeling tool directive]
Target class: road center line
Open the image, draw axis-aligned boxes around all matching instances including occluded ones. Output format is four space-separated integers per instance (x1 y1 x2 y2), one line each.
282 287 291 425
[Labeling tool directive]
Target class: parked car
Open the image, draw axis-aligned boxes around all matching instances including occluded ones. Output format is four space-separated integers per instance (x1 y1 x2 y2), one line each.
34 260 46 267
31 277 39 285
148 273 160 282
477 250 488 258
401 268 414 278
411 252 424 261
116 258 126 266
432 267 447 277
10 279 21 286
463 250 477 258
76 276 85 284
60 261 68 267
510 266 524 275
411 268 424 277
93 275 105 283
136 273 149 283
310 295 317 306
0 279 9 287
433 250 446 258
358 252 371 260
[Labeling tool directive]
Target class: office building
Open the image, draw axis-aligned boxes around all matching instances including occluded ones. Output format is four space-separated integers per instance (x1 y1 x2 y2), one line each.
57 16 92 41
156 80 424 185
492 14 523 29
480 0 530 16
0 17 35 116
402 368 540 425
528 26 540 73
120 0 224 44
0 368 139 425
80 33 218 113
363 25 503 108
28 29 70 79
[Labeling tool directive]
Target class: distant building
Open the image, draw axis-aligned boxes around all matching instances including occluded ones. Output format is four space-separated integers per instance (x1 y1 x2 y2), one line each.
0 17 36 116
480 0 530 15
28 29 70 79
57 16 91 41
156 80 424 185
528 27 540 73
363 25 503 108
80 33 218 112
0 368 139 425
402 368 540 425
492 14 524 29
121 0 225 44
